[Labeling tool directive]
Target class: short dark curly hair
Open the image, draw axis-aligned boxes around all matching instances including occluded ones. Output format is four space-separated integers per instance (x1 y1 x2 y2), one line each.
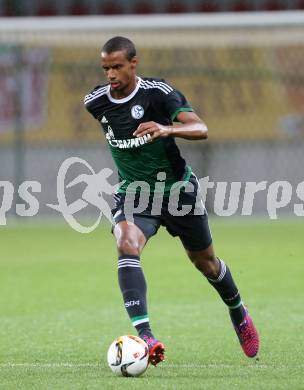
101 36 136 61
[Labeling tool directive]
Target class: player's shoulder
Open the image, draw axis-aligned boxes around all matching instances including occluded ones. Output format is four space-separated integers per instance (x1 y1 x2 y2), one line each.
140 77 175 96
84 83 109 107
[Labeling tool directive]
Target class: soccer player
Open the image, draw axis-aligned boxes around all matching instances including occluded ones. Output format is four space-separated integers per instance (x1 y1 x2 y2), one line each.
84 36 259 365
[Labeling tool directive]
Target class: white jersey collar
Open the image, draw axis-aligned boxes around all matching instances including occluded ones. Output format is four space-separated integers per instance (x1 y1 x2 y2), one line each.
106 77 142 104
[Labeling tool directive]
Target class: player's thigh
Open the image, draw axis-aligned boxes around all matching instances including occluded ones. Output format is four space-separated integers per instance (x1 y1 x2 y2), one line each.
164 213 219 276
164 212 213 252
163 172 212 251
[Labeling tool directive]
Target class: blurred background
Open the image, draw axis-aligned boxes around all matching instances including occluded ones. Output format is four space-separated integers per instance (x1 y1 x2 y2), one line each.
1 0 304 16
0 1 304 221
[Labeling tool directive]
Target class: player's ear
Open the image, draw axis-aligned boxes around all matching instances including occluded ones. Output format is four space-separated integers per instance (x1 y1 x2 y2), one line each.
130 56 138 69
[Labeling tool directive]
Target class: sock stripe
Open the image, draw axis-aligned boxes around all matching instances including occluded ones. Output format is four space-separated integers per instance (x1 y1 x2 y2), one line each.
118 261 140 266
208 259 227 283
131 315 149 327
118 259 140 264
118 258 140 269
131 315 148 321
217 259 226 282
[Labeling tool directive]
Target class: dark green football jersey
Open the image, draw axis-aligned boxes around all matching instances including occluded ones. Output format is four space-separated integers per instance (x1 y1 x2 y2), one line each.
84 77 193 194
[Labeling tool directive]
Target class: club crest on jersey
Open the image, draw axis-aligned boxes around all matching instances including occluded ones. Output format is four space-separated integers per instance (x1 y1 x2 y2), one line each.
131 105 144 119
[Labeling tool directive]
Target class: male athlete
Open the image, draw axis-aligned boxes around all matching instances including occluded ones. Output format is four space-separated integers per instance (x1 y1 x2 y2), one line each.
84 36 259 366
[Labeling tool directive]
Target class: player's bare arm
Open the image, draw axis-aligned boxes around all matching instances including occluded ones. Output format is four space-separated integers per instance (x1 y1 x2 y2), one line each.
133 111 208 141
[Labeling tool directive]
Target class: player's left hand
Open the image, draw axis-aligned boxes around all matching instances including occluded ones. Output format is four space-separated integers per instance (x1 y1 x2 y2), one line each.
133 122 172 140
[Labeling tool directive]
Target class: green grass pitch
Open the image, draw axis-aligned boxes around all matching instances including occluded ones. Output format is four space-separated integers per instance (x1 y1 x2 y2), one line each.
0 218 303 390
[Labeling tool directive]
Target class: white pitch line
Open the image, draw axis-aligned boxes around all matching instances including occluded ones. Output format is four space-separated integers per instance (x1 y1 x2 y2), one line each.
0 363 101 368
0 363 303 369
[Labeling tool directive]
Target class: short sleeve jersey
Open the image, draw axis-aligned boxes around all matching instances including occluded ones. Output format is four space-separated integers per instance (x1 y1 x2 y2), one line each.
84 77 193 194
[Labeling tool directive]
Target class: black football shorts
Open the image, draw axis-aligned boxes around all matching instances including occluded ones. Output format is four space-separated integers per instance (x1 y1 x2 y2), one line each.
111 174 212 251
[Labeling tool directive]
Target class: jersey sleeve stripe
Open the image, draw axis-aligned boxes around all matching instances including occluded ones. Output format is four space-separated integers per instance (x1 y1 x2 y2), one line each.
140 81 173 95
84 87 108 104
151 80 173 93
140 83 169 95
89 86 108 95
142 80 173 94
85 86 107 97
144 80 172 93
171 107 194 121
84 89 107 102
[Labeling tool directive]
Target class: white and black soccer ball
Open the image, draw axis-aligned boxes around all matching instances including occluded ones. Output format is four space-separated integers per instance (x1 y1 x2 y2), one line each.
107 335 149 377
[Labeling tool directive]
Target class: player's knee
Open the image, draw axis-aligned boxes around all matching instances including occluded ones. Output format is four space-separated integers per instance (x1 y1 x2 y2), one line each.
189 253 219 279
117 236 140 256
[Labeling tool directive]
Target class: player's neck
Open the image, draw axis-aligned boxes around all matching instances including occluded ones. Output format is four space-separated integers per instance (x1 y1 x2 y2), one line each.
110 76 139 100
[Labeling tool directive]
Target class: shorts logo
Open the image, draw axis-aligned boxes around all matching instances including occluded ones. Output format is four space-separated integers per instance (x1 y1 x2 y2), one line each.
131 105 144 119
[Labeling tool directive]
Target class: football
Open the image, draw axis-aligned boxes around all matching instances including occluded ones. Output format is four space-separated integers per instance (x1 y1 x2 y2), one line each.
107 335 149 377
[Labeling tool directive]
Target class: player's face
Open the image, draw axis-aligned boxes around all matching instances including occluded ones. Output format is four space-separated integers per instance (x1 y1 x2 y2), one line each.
101 50 137 97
